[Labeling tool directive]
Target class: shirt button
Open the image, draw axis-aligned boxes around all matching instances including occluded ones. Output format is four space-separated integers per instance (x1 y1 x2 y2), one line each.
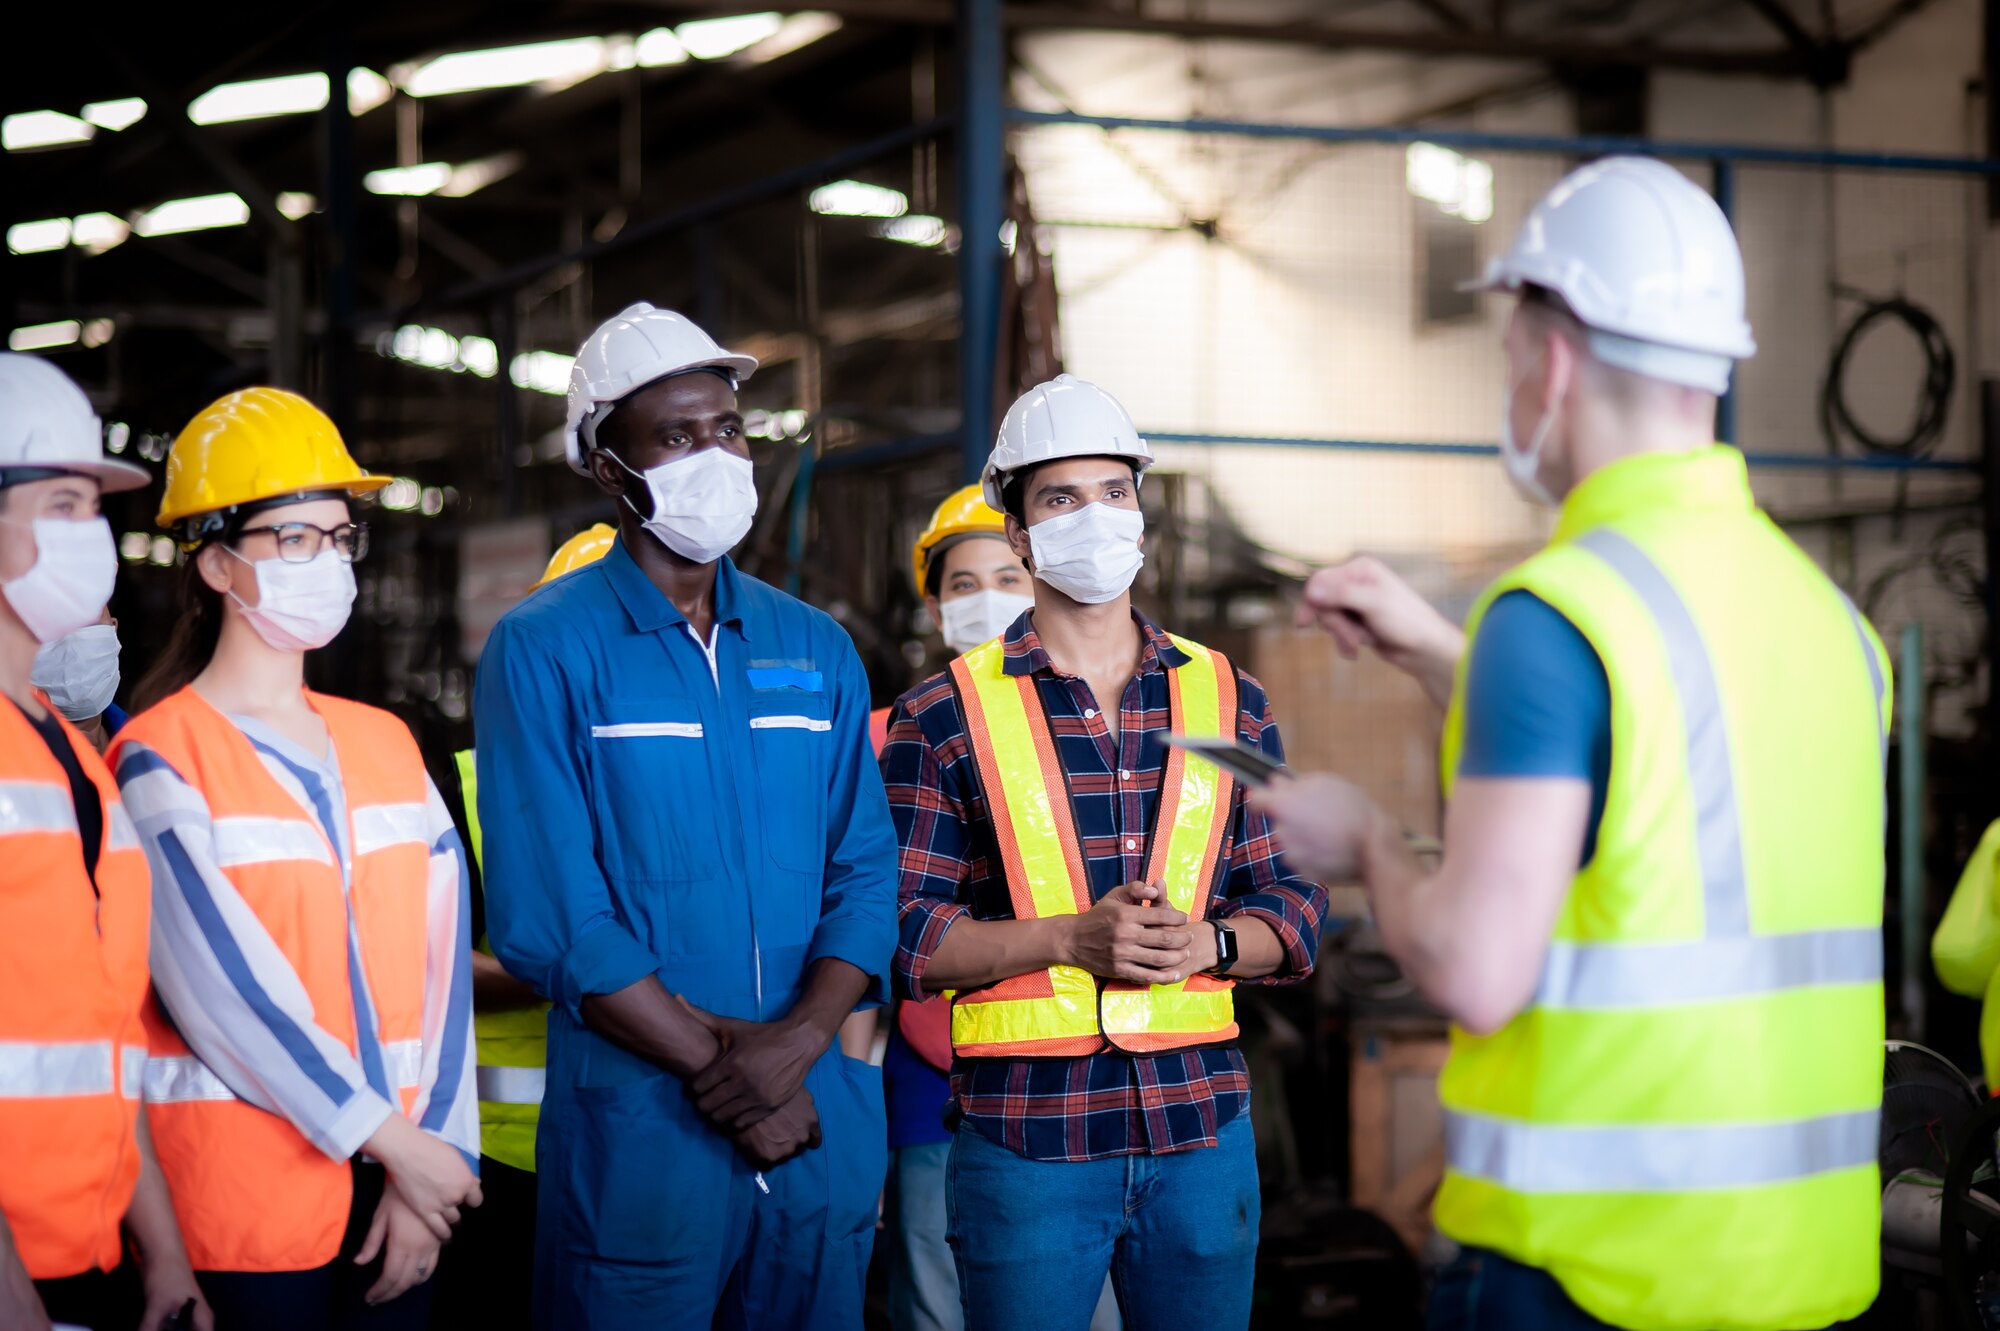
1125 838 1137 850
1084 708 1097 719
1119 770 1131 781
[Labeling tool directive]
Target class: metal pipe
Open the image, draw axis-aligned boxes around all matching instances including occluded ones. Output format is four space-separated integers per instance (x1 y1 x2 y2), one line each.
1899 621 1927 1040
1142 431 1982 472
957 0 1006 485
320 32 360 439
786 442 817 597
1007 109 2000 175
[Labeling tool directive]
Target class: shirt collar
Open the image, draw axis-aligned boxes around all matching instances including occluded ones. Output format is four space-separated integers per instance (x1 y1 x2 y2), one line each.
601 534 752 640
1001 606 1191 679
1551 445 1754 546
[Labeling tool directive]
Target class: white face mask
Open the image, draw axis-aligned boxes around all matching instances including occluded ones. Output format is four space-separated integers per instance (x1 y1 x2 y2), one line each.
32 622 121 723
610 448 757 565
1500 353 1561 507
1 517 117 644
939 588 1035 654
225 547 357 653
1027 503 1145 605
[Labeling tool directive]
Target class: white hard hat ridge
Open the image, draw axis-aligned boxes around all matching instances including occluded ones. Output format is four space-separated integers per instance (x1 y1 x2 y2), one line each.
0 352 148 493
1473 155 1755 393
982 373 1154 511
563 301 759 475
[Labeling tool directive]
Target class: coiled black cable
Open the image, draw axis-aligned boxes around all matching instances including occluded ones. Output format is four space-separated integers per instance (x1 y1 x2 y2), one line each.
1819 295 1956 458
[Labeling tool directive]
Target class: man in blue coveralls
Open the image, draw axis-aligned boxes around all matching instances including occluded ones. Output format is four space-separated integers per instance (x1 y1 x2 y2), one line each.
473 301 897 1330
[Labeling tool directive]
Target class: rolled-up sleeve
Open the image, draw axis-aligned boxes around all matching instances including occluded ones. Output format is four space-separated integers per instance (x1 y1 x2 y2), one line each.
806 641 899 1007
474 617 659 1022
1213 683 1328 986
882 696 975 1001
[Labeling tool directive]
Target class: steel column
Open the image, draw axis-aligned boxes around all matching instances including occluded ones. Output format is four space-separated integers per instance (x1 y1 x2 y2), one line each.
957 0 1006 484
1712 159 1738 445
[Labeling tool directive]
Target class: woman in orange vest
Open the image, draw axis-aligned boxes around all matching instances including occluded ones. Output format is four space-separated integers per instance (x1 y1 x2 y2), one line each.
111 388 480 1330
0 354 211 1331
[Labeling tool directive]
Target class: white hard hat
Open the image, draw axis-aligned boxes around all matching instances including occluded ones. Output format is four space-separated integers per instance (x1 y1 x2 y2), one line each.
564 302 758 475
1469 156 1755 394
0 353 148 493
982 374 1154 511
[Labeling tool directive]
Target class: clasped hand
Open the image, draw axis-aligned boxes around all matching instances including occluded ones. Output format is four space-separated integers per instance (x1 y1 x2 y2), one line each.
1062 882 1213 984
681 1001 826 1168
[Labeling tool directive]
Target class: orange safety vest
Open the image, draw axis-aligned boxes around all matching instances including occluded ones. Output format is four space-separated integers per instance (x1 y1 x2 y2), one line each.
945 634 1240 1058
110 687 433 1273
0 696 151 1280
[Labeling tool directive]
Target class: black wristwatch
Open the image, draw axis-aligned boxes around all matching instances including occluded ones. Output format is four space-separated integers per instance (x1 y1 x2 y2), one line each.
1206 919 1238 976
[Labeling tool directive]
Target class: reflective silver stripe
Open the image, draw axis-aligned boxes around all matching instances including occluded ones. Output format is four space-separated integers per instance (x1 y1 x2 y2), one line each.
211 815 332 868
591 722 703 739
121 1045 145 1100
1536 927 1882 1009
1446 1107 1879 1193
352 802 429 857
0 780 79 836
748 715 832 733
1577 530 1749 936
144 1055 239 1105
384 1038 424 1089
106 804 140 852
476 1064 547 1105
0 1040 115 1097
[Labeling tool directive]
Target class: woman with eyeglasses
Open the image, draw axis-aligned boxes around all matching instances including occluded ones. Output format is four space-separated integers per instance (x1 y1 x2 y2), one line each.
111 388 480 1331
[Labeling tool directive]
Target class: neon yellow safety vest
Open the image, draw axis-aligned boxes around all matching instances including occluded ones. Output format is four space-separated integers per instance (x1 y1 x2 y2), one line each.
454 749 547 1174
945 633 1239 1057
1933 819 2000 1089
1434 448 1890 1331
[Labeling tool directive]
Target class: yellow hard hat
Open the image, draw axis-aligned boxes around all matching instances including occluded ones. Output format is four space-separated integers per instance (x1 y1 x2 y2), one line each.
912 484 1009 594
159 387 390 536
534 522 618 590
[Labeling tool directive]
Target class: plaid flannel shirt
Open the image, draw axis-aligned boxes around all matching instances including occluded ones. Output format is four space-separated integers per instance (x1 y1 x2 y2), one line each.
882 610 1327 1162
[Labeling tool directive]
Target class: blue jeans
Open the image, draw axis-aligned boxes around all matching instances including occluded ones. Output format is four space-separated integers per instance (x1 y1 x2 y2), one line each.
946 1116 1259 1331
891 1141 1120 1331
1426 1248 1619 1331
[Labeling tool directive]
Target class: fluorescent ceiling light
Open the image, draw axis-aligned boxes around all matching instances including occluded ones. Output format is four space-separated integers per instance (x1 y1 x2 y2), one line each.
811 179 908 219
402 38 607 97
349 68 394 114
457 336 499 378
70 213 129 253
676 13 783 60
510 350 575 396
437 152 522 198
119 531 150 562
189 72 329 125
3 110 94 151
379 477 422 512
744 12 841 64
10 320 81 352
1407 142 1493 224
82 98 146 131
277 192 319 220
135 192 251 237
872 215 949 248
7 218 72 255
634 27 688 66
365 162 452 196
81 319 114 349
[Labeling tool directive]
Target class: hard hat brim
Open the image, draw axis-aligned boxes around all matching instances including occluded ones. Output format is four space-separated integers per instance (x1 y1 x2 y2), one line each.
155 472 392 529
66 458 153 494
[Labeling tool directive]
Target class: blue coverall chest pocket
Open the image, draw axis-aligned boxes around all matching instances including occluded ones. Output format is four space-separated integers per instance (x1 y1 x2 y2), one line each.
587 695 722 884
746 689 830 876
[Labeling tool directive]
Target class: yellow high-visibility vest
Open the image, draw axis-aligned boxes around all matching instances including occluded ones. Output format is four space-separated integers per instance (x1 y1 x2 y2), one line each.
455 749 547 1174
1434 448 1891 1331
945 633 1239 1058
1933 819 2000 1089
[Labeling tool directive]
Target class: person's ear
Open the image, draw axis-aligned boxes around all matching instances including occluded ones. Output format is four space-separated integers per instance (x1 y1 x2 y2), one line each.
587 449 628 502
195 544 234 596
1004 514 1033 569
1539 326 1578 415
923 594 942 623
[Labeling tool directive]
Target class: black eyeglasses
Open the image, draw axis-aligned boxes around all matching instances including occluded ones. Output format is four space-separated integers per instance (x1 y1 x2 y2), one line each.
234 521 370 564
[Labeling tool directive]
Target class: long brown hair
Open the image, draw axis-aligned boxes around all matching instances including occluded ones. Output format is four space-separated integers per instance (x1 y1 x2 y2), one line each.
131 551 225 712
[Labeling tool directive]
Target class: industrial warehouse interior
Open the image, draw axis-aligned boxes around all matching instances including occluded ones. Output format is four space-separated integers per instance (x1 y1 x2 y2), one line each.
5 2 2000 1329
